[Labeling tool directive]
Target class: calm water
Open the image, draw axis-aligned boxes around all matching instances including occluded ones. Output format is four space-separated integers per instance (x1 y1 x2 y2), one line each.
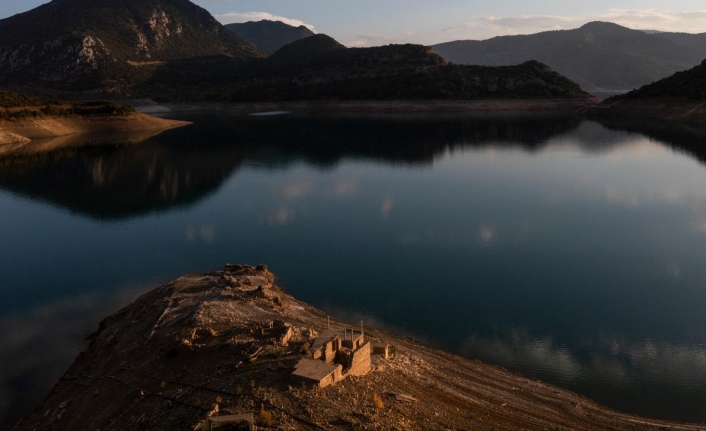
2 113 706 427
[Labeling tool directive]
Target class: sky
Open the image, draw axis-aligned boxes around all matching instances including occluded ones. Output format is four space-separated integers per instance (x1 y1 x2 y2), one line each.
1 0 706 46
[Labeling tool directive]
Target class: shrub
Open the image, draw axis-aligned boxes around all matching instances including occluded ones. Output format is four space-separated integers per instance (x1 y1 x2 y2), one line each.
373 393 385 410
0 109 43 120
42 104 66 116
0 91 56 108
256 406 273 427
71 101 136 116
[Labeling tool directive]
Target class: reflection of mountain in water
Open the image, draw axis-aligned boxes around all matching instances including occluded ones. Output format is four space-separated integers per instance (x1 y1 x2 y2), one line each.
1 114 704 220
594 117 706 165
0 130 257 220
221 114 584 167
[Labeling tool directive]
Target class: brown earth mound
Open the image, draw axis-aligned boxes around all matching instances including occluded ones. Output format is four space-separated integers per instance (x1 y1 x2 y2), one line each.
0 112 189 157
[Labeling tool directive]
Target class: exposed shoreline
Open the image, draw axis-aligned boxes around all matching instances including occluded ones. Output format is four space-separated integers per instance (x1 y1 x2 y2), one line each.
586 98 706 124
0 112 191 156
12 265 706 431
144 98 599 115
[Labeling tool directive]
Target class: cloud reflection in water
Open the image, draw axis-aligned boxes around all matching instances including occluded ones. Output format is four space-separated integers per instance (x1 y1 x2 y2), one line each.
0 283 154 429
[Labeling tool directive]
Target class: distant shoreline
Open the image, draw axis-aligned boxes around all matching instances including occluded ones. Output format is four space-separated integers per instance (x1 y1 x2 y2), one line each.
141 98 598 116
586 98 706 125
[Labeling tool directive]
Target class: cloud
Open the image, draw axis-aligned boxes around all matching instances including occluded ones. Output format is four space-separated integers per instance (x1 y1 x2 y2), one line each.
691 219 706 234
276 181 313 199
215 11 315 31
605 186 641 207
337 9 706 47
185 226 216 242
267 206 296 226
460 328 706 390
442 9 706 41
666 263 682 279
380 198 394 219
342 33 416 48
479 224 495 246
327 180 359 197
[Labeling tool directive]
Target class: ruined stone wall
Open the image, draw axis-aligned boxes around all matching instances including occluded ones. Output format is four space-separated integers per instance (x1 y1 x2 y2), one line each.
318 365 343 388
342 334 363 350
373 344 389 360
324 340 337 363
312 348 323 360
347 342 371 376
319 373 333 388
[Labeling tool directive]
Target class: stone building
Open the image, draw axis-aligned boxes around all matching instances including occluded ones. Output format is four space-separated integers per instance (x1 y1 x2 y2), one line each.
292 324 372 387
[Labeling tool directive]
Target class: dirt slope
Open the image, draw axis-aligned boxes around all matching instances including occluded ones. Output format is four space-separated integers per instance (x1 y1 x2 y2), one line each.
12 265 705 430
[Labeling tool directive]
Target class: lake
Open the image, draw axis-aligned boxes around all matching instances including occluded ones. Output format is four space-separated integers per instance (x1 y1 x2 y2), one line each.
2 112 706 428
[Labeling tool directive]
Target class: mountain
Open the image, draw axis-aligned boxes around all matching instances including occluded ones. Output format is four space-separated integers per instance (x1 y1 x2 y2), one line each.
225 20 315 55
615 59 706 100
267 34 346 62
586 60 706 123
136 35 593 102
655 33 706 55
0 0 262 89
433 22 706 91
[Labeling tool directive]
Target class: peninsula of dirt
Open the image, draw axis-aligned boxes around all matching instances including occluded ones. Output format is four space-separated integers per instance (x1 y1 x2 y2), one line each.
0 92 190 155
12 265 705 431
0 112 188 141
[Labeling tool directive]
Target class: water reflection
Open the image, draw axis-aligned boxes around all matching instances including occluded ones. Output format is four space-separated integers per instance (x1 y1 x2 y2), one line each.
3 114 706 426
0 114 689 221
460 329 706 422
0 283 151 430
0 131 256 220
596 117 706 166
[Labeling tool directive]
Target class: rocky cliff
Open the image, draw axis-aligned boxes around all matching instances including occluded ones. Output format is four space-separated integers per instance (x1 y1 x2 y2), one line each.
0 0 262 89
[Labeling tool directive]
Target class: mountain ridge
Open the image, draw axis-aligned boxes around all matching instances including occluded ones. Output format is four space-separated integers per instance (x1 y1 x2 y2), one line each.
0 1 596 105
433 21 706 91
583 58 706 123
134 35 594 102
614 58 706 100
225 20 315 55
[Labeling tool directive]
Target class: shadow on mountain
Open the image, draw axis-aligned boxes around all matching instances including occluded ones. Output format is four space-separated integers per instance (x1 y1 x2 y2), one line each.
6 113 701 221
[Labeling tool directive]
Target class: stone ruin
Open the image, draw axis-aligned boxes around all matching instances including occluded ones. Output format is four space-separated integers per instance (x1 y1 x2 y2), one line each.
292 322 380 388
